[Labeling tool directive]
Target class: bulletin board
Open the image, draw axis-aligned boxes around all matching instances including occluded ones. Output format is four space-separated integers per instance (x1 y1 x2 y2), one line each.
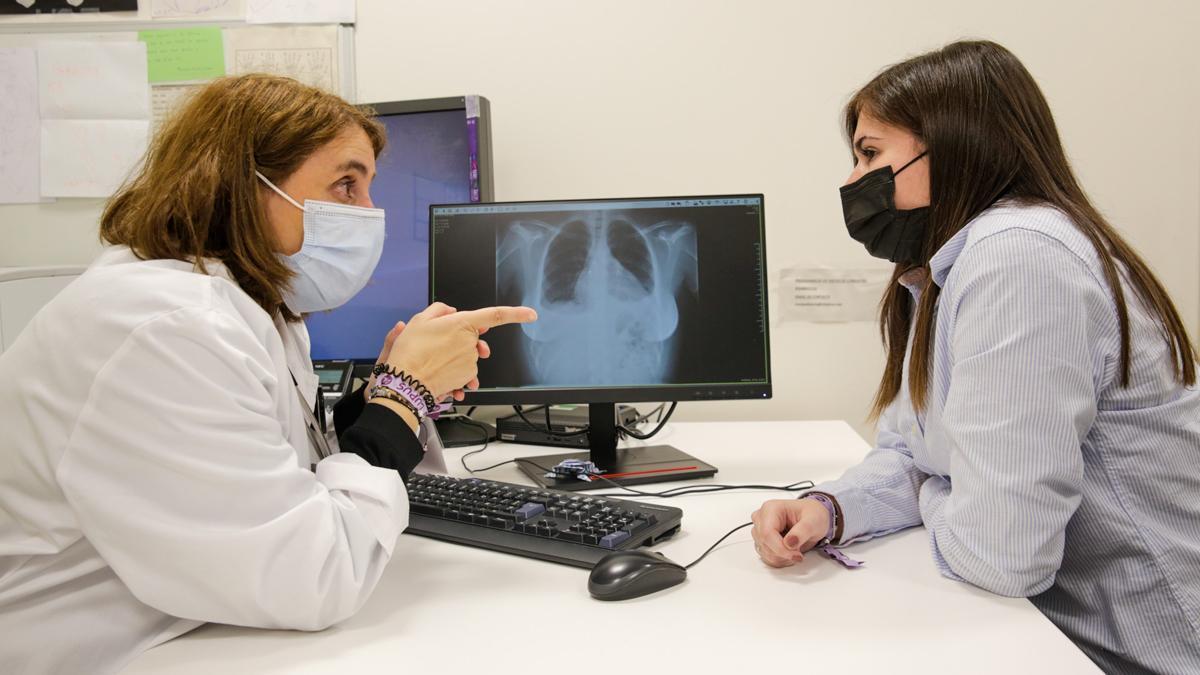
0 4 356 207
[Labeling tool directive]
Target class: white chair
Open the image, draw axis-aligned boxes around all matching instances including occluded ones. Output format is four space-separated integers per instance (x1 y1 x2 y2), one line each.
0 266 86 354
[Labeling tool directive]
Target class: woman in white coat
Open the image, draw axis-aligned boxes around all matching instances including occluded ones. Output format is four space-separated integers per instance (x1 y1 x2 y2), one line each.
0 74 535 675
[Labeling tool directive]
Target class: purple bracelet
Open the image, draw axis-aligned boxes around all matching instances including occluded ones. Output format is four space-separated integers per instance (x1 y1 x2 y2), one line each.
370 368 436 419
803 493 865 569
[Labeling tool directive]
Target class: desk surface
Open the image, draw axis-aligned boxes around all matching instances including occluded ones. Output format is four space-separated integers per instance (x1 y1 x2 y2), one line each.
122 421 1098 674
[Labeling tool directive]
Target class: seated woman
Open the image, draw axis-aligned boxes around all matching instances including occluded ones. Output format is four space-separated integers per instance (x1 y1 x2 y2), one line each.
751 41 1200 674
0 74 535 675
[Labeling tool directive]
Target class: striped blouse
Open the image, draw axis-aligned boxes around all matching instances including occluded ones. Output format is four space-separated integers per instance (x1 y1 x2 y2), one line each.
813 201 1200 673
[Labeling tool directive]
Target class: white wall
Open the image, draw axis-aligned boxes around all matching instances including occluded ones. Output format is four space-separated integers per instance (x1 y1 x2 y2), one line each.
2 0 1197 439
353 0 1200 436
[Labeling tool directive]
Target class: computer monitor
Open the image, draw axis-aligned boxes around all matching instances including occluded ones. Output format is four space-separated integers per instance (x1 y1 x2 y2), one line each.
429 195 771 489
306 96 494 361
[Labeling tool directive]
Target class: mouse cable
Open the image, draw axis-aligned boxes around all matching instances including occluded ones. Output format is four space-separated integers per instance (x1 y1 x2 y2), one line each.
455 455 815 499
513 458 815 499
454 418 497 474
684 521 753 570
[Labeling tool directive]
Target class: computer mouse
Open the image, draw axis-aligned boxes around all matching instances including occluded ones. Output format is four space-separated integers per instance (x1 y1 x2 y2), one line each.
588 550 687 601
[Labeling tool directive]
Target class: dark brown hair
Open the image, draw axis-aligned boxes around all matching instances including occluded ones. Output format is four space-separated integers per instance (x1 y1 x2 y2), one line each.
100 74 385 320
846 40 1195 418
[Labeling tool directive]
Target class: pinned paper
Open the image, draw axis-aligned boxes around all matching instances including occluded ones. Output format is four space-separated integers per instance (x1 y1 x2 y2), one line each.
245 0 354 24
151 0 245 20
151 84 200 132
0 48 42 204
139 27 226 83
36 41 151 198
37 41 150 120
40 119 150 198
225 25 339 93
779 267 892 323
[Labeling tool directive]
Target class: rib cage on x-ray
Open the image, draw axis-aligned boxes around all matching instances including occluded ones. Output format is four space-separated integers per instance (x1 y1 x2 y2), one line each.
496 214 699 386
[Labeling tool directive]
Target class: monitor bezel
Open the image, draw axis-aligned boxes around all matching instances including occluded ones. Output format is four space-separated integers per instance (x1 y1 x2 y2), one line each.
427 193 772 405
359 97 494 203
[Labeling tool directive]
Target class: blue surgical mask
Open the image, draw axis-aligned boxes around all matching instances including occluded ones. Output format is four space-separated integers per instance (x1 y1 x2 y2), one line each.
256 170 385 313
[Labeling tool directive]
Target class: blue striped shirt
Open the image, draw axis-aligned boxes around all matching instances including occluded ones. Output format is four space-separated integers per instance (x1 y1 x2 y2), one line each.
814 201 1200 673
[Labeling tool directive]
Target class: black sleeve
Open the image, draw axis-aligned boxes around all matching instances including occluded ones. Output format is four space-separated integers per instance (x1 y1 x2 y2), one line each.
332 383 369 438
334 392 426 483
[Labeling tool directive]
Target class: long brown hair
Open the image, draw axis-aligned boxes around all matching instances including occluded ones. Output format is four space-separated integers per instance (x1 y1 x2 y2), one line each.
100 74 385 320
848 40 1195 418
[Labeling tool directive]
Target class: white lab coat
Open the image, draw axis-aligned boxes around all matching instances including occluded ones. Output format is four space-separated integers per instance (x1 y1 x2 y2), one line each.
0 246 409 675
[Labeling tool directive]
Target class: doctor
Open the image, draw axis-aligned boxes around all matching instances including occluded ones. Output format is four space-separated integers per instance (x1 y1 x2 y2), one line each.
750 41 1200 673
0 74 535 675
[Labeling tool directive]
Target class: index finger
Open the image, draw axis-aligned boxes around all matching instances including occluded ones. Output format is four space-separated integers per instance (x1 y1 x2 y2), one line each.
458 306 538 331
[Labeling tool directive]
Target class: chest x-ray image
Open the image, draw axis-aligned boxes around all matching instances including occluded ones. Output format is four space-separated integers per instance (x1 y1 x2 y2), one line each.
496 214 699 386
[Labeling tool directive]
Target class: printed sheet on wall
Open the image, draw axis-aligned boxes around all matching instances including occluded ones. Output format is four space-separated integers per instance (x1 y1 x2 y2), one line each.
0 11 350 203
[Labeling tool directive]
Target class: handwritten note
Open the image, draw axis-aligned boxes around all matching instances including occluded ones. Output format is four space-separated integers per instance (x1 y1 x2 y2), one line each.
246 0 354 24
0 48 41 204
151 0 244 20
139 27 226 83
40 119 149 198
37 41 150 120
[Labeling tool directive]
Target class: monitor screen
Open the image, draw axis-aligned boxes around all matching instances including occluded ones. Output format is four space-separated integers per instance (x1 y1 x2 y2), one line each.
307 98 492 361
429 195 771 404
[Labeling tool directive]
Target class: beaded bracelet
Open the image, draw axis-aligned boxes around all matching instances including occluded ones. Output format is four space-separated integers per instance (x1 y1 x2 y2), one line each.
368 386 425 420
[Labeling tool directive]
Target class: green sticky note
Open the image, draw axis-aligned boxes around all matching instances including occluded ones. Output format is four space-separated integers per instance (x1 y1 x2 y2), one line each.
138 27 225 84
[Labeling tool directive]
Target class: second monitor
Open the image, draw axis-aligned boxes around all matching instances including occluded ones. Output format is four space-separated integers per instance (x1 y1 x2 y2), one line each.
430 195 771 489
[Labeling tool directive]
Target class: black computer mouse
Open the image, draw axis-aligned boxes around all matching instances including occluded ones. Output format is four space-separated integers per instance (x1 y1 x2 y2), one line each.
588 550 687 601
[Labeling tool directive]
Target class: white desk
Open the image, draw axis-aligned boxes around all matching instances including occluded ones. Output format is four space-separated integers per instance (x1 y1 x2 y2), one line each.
122 421 1099 674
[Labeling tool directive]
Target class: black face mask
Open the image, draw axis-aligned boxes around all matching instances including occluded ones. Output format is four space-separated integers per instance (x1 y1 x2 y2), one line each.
839 152 928 264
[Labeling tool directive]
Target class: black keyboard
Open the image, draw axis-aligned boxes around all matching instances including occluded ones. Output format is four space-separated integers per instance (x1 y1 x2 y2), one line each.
404 473 683 568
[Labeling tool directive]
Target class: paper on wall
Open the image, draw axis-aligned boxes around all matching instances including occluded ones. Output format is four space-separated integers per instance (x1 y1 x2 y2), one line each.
151 0 245 20
245 0 354 24
37 41 150 120
150 84 201 132
0 48 42 205
779 267 892 323
40 119 150 198
224 25 339 93
139 27 226 83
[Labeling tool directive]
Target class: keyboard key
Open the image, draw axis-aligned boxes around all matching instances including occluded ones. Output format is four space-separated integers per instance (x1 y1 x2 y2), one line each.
515 503 545 521
600 531 630 549
623 519 648 534
412 503 443 517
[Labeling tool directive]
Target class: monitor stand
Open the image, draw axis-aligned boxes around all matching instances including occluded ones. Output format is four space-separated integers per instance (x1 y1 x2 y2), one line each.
514 403 717 492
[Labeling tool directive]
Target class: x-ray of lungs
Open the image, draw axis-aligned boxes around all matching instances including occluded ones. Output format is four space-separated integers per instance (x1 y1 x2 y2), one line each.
496 213 699 385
